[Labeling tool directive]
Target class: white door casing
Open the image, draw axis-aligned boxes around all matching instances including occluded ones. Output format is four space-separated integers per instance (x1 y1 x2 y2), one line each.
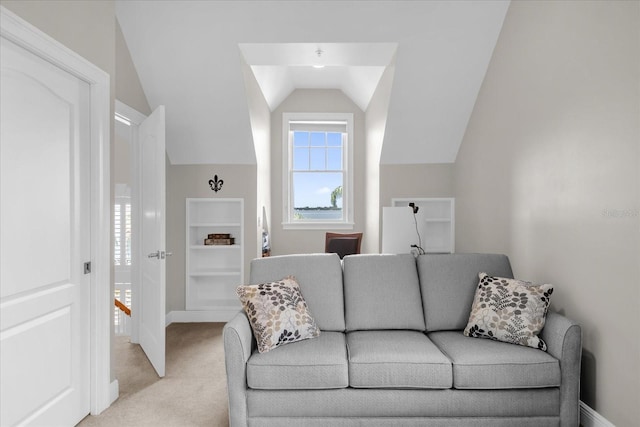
0 6 112 419
138 106 167 377
0 34 90 426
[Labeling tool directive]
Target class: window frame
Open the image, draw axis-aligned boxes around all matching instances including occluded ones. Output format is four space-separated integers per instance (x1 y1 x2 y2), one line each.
282 112 354 230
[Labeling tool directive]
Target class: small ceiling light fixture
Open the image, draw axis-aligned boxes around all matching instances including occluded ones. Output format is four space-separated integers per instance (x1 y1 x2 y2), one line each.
313 48 325 69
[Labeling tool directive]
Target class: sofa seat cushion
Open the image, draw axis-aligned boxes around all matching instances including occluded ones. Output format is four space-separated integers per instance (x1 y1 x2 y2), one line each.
247 331 348 390
347 331 452 389
429 331 560 389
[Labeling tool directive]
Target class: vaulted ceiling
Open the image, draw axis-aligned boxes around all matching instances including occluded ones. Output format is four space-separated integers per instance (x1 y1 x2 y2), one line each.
116 0 509 165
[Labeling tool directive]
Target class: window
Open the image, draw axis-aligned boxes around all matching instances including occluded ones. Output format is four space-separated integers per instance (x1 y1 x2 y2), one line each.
114 199 132 266
283 113 354 229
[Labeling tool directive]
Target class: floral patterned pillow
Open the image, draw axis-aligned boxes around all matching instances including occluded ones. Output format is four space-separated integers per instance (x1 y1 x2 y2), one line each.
463 273 553 351
236 276 320 353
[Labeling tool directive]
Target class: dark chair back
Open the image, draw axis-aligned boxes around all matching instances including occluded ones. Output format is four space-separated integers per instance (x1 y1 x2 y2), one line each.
325 232 363 259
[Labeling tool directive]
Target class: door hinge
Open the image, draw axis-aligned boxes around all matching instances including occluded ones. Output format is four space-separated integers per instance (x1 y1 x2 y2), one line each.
84 261 92 274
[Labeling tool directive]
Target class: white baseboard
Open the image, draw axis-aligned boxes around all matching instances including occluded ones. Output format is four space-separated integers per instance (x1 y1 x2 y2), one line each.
109 380 119 405
581 401 615 427
165 310 238 326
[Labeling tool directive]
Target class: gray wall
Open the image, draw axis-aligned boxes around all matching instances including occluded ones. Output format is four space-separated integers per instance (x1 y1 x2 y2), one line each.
454 1 639 425
116 20 151 116
379 164 454 205
364 62 394 253
113 19 151 188
1 0 115 79
241 61 271 258
165 163 258 314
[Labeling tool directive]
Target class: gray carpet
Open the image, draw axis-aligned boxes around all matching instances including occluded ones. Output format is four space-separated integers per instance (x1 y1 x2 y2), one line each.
79 323 229 427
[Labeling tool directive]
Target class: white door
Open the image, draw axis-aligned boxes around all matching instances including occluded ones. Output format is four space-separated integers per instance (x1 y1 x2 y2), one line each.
0 36 90 426
138 106 166 377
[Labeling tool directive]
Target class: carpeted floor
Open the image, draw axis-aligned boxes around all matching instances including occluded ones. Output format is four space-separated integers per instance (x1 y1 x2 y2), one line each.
78 323 229 427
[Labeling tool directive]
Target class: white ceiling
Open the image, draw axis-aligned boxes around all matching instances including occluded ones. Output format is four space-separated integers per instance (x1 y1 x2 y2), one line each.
240 42 398 111
115 0 509 165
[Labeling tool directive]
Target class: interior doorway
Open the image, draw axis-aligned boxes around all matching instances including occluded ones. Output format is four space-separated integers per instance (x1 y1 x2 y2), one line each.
113 100 168 378
114 115 134 336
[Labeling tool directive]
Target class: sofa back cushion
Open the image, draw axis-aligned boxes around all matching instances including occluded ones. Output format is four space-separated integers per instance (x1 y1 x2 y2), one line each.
343 254 425 331
417 253 513 332
249 253 345 331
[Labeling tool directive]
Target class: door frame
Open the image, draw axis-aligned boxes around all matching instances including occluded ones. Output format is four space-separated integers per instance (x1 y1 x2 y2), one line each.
114 100 148 344
1 7 112 415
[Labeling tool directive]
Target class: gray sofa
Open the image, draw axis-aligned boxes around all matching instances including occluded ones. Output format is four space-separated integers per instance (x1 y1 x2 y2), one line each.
223 253 581 427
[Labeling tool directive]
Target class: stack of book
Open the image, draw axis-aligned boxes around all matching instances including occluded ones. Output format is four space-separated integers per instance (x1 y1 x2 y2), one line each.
204 233 235 245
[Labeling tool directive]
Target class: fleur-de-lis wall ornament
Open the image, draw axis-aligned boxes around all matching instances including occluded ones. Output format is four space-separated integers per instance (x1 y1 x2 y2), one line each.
209 174 224 192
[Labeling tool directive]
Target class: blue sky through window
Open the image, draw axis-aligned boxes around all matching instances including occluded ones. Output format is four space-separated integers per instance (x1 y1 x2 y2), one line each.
293 172 342 208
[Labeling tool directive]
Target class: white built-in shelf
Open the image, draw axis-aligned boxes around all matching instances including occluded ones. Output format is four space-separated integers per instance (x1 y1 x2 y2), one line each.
186 198 244 316
383 198 455 254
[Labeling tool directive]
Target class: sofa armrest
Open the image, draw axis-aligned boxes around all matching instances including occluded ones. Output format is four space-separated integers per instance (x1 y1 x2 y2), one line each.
540 311 582 427
223 310 255 427
224 310 254 363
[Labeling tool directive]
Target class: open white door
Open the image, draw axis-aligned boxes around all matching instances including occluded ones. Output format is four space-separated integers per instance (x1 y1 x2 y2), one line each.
138 106 167 377
0 36 90 425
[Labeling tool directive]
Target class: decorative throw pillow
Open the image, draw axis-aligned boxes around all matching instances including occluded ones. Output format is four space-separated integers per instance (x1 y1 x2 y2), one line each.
463 273 553 351
236 276 320 353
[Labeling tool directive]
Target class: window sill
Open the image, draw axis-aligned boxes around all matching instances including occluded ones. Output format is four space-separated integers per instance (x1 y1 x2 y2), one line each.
282 221 354 231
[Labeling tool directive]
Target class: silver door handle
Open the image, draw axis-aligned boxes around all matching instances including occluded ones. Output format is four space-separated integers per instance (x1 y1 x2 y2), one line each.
148 250 172 259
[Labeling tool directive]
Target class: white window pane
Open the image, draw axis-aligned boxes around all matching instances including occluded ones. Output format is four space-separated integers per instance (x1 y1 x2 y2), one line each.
125 203 132 266
327 148 342 170
293 131 309 147
293 147 309 170
292 173 343 221
310 148 325 170
310 132 325 146
327 132 342 147
292 172 343 210
114 204 121 266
